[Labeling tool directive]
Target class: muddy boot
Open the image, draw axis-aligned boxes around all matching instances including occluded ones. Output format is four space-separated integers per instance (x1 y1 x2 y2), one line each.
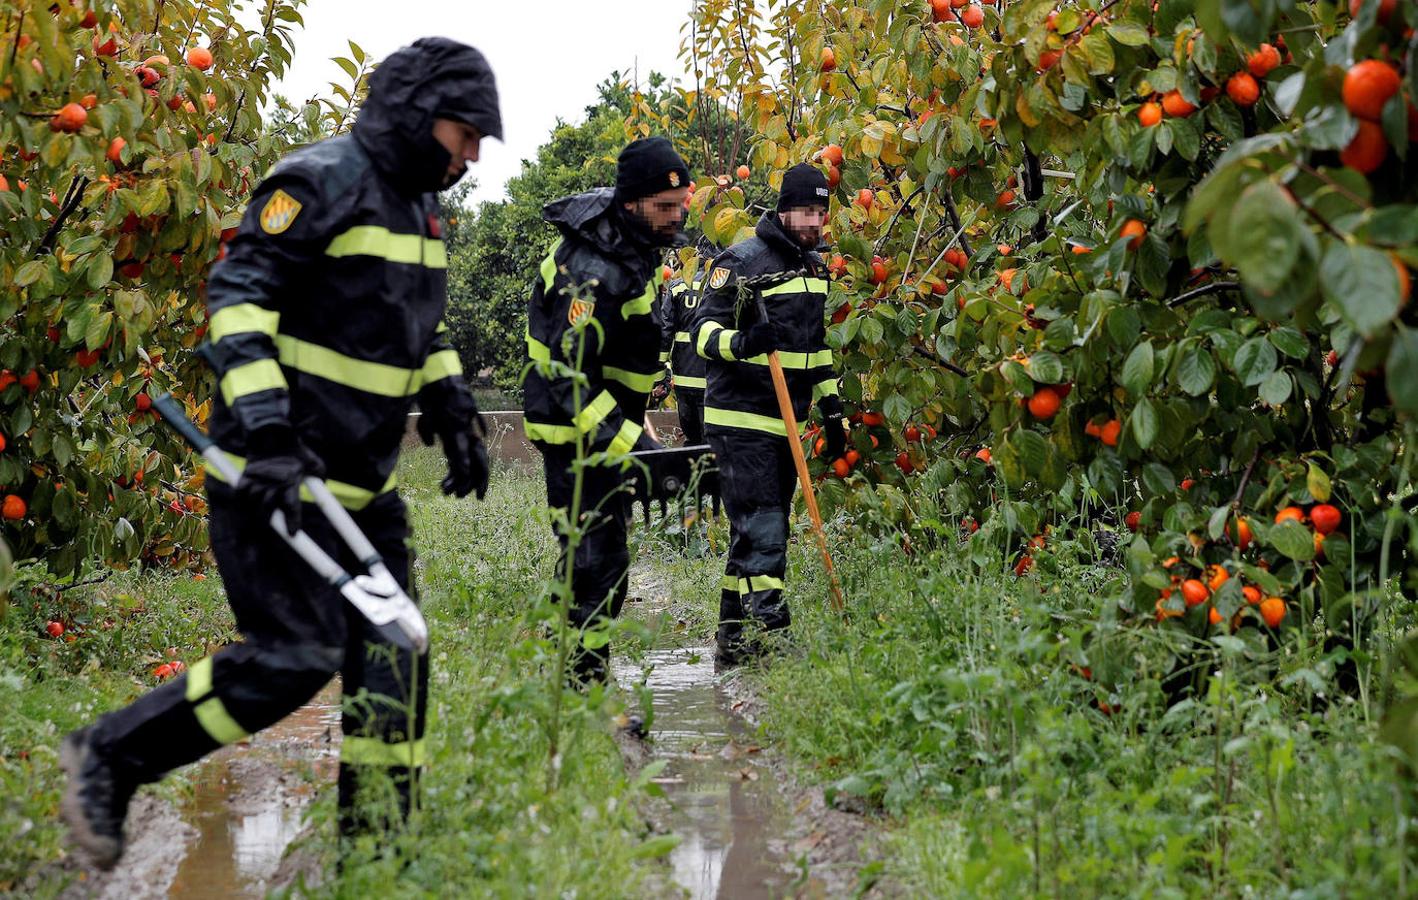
59 726 135 870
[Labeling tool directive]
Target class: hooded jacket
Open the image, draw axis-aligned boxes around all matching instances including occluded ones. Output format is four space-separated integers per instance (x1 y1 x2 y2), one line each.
692 213 840 436
523 188 667 455
202 39 498 509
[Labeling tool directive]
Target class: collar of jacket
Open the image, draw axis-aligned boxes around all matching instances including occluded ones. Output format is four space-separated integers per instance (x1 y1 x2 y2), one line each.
544 188 662 272
755 211 811 260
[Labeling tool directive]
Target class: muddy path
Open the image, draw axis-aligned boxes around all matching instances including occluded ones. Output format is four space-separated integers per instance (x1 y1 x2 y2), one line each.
47 682 340 899
617 565 886 899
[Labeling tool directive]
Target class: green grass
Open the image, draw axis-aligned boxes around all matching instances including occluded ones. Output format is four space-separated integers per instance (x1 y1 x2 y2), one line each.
729 517 1415 896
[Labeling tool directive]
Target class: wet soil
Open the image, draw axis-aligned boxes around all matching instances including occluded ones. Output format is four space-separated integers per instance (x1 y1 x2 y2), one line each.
619 567 885 899
48 681 340 899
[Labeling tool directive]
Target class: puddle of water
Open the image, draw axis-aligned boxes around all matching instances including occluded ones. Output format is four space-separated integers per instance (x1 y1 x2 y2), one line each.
167 680 342 899
612 647 793 900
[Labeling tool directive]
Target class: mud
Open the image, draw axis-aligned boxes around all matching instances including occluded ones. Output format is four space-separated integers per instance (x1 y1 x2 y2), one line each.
619 567 886 899
46 681 340 899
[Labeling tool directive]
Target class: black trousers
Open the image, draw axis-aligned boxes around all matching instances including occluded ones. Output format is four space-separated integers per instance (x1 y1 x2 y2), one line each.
706 426 797 659
677 390 705 447
89 486 427 836
539 445 633 683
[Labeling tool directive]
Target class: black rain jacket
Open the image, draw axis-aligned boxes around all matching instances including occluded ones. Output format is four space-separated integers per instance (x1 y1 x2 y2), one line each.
658 266 709 394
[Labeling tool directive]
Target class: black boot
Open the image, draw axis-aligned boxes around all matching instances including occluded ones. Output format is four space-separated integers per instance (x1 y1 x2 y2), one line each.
59 726 135 870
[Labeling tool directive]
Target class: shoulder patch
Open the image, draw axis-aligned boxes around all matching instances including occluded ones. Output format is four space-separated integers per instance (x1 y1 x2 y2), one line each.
708 265 731 290
259 189 303 235
568 297 595 326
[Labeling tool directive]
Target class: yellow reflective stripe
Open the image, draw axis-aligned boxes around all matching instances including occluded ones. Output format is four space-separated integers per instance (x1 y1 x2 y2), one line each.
527 331 551 363
739 349 834 369
186 657 250 745
696 322 723 358
524 421 577 444
204 453 396 511
274 335 419 397
761 277 829 297
436 320 448 334
603 366 661 393
671 283 689 296
813 378 840 399
420 349 462 384
674 375 707 390
720 574 739 591
340 735 425 768
539 238 564 293
659 351 670 362
220 359 286 405
718 329 736 360
325 226 446 269
607 419 642 455
574 390 617 433
703 407 804 436
621 281 656 319
674 331 692 343
209 303 279 342
747 574 785 592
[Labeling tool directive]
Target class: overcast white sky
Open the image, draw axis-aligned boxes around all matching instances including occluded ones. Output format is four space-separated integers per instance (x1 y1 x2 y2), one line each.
271 0 693 207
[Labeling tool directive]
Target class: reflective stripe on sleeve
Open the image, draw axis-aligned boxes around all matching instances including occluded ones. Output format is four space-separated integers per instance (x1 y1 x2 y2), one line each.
419 349 462 384
539 239 564 293
219 359 287 406
325 225 447 269
674 331 692 343
695 322 723 359
621 281 656 319
208 303 280 342
607 419 643 455
812 378 840 399
527 331 552 363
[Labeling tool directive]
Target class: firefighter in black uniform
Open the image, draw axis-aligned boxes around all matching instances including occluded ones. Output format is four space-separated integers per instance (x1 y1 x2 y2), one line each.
658 241 715 445
523 137 691 683
59 39 499 868
693 164 844 666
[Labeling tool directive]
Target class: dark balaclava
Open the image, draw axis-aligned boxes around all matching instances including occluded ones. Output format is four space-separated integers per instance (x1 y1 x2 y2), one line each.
777 163 831 212
353 38 502 196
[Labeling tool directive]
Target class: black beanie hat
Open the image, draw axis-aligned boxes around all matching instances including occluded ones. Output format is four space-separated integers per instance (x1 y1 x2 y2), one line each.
778 163 831 211
615 137 691 203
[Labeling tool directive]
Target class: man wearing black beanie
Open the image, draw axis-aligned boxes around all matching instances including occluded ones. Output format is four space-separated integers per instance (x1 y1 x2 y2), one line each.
691 162 846 667
523 136 691 684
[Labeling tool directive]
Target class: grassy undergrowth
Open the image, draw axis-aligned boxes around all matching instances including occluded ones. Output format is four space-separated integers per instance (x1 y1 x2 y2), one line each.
737 514 1416 896
2 449 672 897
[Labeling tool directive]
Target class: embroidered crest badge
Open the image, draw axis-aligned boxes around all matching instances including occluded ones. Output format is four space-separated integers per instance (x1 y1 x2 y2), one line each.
708 265 730 290
567 297 595 326
668 170 681 188
259 189 302 235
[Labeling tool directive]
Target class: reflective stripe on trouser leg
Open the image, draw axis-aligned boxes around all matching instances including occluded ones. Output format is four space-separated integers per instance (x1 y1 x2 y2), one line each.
711 430 796 634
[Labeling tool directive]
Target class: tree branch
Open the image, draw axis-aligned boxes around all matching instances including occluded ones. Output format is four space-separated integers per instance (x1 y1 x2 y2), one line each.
941 186 972 258
1166 280 1240 308
35 176 90 257
911 343 969 378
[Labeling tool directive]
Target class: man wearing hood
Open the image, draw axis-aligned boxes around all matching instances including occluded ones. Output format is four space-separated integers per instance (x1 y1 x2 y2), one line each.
692 163 844 667
58 38 500 867
523 136 690 684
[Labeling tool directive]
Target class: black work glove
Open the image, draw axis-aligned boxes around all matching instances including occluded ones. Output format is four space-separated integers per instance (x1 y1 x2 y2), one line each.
740 319 787 358
237 426 324 534
649 371 672 407
820 395 847 460
418 408 490 500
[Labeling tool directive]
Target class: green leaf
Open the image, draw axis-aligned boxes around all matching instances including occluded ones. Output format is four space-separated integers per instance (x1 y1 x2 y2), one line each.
1267 326 1309 359
1131 398 1159 449
86 254 113 290
1143 462 1176 495
13 260 46 287
1121 340 1155 397
1270 520 1316 562
85 310 114 350
630 834 681 860
1106 21 1151 45
1011 428 1050 475
1026 351 1065 384
1176 346 1217 396
1233 336 1277 387
1259 370 1292 406
1387 325 1418 416
1307 463 1332 503
1320 241 1401 337
1227 180 1302 296
883 392 912 426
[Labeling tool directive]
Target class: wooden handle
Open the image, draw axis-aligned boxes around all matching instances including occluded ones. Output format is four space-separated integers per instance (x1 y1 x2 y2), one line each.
765 351 846 613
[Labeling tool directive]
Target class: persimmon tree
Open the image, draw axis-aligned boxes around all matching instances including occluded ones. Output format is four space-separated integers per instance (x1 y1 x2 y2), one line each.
0 0 356 580
658 0 1416 653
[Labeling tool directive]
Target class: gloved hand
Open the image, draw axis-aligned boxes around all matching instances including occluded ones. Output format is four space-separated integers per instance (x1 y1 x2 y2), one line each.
820 395 847 460
237 426 324 534
419 409 490 500
650 372 671 406
740 319 786 358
